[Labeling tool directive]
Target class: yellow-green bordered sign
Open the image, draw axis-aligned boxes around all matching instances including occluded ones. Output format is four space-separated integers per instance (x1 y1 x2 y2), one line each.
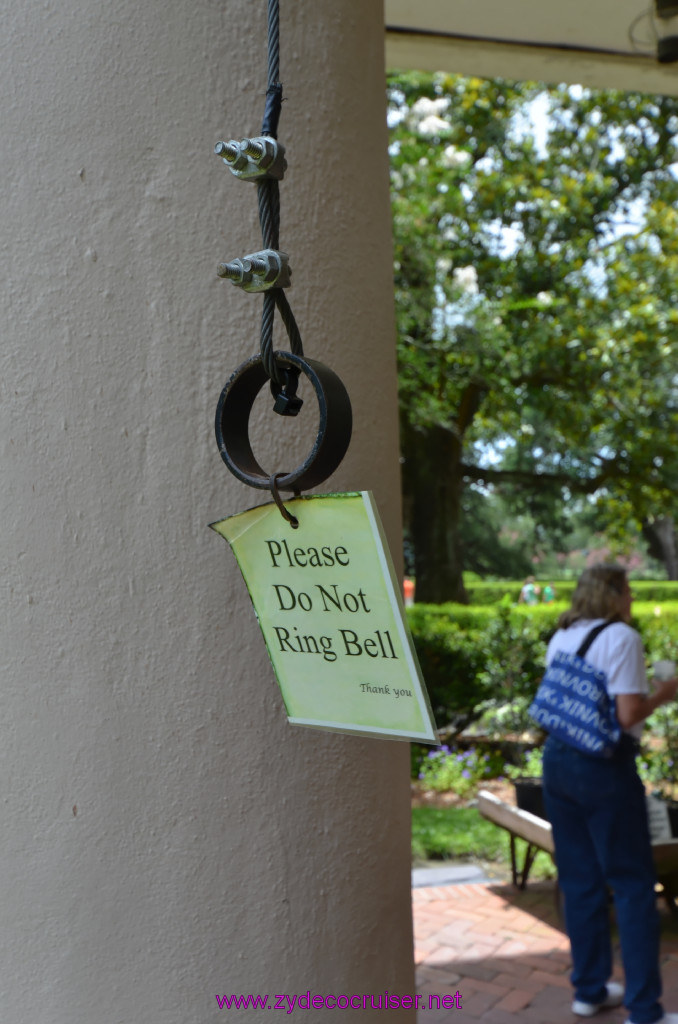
210 491 438 743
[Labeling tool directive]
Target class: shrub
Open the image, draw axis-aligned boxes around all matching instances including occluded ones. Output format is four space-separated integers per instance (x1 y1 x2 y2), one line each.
504 746 543 780
407 603 549 733
464 581 576 605
462 580 678 606
406 609 489 732
632 583 678 603
415 745 506 796
633 602 678 654
408 599 678 735
472 605 546 734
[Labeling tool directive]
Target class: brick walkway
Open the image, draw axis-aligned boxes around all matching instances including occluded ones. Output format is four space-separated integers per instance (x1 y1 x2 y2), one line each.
413 880 678 1023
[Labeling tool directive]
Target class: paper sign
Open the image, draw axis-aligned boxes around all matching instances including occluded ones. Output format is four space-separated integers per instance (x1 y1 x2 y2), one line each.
210 491 438 743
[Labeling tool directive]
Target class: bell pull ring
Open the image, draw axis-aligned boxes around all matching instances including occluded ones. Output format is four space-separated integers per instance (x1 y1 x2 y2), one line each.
215 351 352 494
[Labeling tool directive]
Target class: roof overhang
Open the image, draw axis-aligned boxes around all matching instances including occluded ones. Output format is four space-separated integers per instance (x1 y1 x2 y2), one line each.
385 0 678 96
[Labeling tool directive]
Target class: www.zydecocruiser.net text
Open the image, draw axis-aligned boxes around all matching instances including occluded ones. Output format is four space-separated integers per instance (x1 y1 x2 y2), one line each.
215 991 463 1012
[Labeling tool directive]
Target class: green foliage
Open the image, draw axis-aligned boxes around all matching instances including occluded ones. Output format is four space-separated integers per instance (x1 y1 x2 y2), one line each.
411 806 506 861
406 609 489 731
461 583 527 605
411 805 556 877
389 71 678 598
635 617 678 795
407 603 550 731
477 606 546 696
459 486 535 580
410 601 506 631
632 602 678 657
415 745 506 796
408 598 678 731
637 718 678 797
504 747 544 780
452 580 678 605
473 605 547 734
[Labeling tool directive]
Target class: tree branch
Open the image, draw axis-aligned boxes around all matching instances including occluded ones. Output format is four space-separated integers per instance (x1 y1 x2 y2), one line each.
456 380 488 434
460 462 618 493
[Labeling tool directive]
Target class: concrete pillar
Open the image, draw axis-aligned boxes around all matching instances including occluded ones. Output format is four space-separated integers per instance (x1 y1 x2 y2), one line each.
1 1 415 1021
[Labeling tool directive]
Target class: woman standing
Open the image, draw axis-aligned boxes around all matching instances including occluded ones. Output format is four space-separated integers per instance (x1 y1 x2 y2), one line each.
542 564 678 1024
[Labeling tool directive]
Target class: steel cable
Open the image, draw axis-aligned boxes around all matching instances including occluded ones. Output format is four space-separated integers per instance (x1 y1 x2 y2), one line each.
257 0 303 387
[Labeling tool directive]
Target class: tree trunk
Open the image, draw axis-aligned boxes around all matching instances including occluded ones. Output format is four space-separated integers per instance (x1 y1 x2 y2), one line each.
402 424 468 603
642 516 678 579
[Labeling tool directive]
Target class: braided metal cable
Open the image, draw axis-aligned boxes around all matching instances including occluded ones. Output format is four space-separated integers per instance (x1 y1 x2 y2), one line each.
260 292 278 381
257 178 279 250
266 0 280 90
275 290 302 353
257 0 303 387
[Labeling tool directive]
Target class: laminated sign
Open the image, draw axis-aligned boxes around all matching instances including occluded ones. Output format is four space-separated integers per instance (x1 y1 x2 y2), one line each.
210 491 438 742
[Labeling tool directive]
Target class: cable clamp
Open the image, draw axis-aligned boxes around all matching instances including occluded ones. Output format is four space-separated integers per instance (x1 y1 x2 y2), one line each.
217 249 291 292
214 136 286 182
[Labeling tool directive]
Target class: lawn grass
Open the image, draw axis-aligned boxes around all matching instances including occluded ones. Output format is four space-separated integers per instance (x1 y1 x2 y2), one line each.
412 806 504 861
412 804 556 880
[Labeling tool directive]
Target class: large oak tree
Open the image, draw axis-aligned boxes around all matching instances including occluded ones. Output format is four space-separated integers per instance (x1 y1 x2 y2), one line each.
389 72 678 600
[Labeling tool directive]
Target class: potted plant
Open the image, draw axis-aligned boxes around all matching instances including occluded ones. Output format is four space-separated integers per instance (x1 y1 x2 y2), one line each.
506 747 547 821
636 646 678 837
639 703 678 838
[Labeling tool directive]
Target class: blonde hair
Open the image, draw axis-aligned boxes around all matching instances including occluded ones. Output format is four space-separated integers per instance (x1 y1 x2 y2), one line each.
558 564 627 629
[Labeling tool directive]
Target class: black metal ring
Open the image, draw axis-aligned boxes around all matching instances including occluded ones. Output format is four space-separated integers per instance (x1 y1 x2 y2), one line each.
215 351 352 491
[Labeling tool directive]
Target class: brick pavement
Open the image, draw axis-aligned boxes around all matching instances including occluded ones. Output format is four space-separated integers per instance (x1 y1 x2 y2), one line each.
412 880 678 1023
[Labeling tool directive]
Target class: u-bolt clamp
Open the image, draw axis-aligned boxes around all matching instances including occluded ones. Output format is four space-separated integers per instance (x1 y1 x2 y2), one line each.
214 137 287 182
217 249 291 293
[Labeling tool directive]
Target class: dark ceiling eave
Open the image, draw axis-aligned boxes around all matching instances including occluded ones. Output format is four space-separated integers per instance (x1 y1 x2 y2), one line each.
386 23 639 62
385 25 678 96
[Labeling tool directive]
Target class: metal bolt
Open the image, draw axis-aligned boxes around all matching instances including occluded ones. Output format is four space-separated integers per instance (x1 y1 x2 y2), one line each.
215 136 286 182
216 263 238 280
217 250 290 291
214 141 240 163
240 138 266 160
217 259 252 283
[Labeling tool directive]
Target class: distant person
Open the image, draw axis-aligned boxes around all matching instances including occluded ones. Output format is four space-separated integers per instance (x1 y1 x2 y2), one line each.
540 564 678 1024
518 576 540 605
542 582 556 604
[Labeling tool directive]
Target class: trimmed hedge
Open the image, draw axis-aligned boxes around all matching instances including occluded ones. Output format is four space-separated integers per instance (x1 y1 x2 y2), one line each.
464 580 678 606
407 600 678 732
464 582 574 605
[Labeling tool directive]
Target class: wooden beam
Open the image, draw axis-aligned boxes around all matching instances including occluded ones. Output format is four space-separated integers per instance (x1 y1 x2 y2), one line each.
478 789 554 854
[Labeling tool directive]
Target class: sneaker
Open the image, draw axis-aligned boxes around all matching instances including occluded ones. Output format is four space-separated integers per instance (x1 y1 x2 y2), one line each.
573 982 624 1017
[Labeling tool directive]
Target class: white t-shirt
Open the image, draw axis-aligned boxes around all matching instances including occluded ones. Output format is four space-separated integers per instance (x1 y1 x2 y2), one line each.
546 619 649 739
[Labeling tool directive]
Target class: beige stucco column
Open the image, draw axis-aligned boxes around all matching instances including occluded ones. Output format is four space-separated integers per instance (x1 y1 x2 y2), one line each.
1 1 416 1021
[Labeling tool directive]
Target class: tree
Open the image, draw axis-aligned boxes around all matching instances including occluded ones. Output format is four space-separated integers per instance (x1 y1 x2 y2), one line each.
643 516 678 579
388 72 678 599
457 486 535 581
